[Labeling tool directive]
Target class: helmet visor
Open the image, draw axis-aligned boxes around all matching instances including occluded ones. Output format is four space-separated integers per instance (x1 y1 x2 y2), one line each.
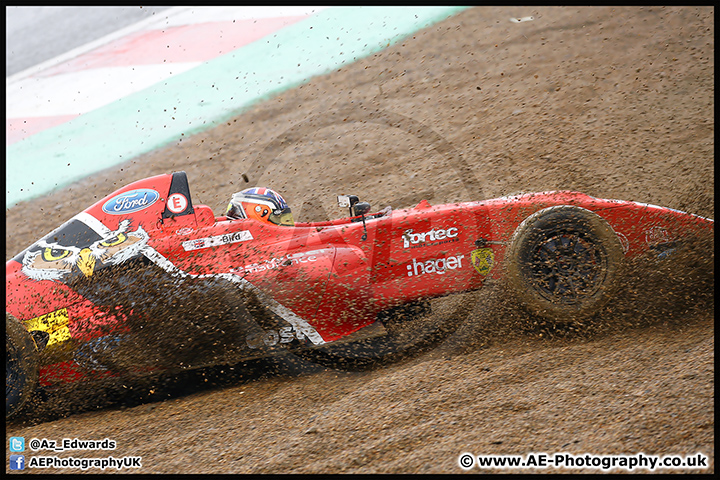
269 207 294 226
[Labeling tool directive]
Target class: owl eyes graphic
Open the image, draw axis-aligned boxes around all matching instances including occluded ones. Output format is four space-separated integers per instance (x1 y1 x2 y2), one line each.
22 220 150 282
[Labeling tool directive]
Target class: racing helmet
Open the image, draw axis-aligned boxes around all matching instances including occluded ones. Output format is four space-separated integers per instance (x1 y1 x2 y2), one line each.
225 187 294 226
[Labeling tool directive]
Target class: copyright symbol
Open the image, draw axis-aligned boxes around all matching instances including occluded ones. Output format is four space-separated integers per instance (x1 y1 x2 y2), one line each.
30 438 41 450
458 453 475 469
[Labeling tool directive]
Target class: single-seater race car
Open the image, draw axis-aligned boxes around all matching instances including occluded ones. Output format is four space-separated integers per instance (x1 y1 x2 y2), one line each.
6 171 714 417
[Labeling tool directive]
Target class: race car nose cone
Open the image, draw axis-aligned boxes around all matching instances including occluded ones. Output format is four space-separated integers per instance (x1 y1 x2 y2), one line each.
77 248 96 277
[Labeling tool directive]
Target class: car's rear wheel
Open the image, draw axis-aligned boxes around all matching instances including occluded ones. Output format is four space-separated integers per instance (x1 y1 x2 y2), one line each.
6 313 40 418
504 205 624 321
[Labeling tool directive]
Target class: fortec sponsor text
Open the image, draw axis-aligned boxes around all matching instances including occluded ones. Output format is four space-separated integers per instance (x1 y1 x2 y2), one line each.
402 226 459 248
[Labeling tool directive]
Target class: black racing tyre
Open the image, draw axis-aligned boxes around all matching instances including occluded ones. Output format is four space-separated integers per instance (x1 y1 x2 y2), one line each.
504 205 624 321
293 299 465 371
6 313 40 418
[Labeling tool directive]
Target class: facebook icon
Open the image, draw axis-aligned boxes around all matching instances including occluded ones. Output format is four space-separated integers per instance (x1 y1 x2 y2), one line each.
10 454 25 470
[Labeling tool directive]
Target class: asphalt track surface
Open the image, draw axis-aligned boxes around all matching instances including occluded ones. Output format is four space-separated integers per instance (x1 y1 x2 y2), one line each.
6 6 170 76
6 6 465 207
5 6 715 474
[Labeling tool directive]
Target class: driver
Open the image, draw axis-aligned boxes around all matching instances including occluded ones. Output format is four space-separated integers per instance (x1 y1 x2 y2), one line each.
225 187 295 226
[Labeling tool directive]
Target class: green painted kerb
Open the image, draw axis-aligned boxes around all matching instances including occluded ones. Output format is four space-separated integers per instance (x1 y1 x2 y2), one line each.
6 6 468 208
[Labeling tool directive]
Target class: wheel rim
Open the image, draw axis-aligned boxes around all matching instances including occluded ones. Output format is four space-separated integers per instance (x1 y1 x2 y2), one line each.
528 232 605 304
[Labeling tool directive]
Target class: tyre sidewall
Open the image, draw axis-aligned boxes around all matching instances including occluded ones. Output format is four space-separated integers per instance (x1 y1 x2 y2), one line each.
505 206 624 321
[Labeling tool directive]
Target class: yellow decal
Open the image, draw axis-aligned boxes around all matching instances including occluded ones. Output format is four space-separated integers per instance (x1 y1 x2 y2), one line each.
24 308 71 347
471 248 495 276
77 247 96 277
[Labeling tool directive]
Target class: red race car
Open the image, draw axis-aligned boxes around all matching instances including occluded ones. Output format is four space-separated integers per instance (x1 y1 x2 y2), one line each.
6 171 713 417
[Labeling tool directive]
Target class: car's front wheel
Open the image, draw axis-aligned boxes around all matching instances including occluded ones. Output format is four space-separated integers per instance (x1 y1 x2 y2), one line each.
6 313 40 418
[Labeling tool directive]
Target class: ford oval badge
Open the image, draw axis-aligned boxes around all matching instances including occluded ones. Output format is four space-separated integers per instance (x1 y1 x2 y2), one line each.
102 189 160 215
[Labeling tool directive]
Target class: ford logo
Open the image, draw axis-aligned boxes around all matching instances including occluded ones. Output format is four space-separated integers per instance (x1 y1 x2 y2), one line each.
102 189 160 215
